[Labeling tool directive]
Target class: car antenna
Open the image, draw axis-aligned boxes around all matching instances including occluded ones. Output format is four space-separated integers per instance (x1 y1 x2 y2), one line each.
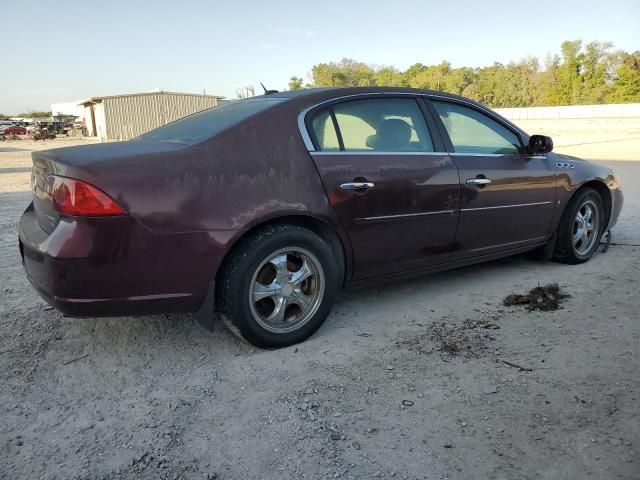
260 82 279 95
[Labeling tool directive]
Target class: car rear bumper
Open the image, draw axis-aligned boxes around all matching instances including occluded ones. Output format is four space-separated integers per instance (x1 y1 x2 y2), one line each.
19 202 223 317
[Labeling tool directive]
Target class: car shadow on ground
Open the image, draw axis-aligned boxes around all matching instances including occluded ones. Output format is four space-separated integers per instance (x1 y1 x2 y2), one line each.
0 167 32 174
62 251 564 356
0 147 33 153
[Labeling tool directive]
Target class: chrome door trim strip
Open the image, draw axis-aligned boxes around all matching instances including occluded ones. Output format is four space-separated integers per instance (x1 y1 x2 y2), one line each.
355 209 456 223
311 151 449 156
461 201 553 212
448 152 548 159
464 236 549 253
450 152 506 157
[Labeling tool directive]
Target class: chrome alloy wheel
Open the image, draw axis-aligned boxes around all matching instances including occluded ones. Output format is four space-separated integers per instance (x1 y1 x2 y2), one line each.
572 199 600 256
249 247 325 333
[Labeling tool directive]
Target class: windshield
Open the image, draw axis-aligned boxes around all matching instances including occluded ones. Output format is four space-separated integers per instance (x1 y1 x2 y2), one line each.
138 97 287 145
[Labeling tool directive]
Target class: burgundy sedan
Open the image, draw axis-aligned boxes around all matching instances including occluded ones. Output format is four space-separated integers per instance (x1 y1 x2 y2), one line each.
19 87 623 347
2 125 27 136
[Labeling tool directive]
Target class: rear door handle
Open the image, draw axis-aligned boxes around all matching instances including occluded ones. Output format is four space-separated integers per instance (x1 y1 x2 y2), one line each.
339 182 375 191
465 178 492 186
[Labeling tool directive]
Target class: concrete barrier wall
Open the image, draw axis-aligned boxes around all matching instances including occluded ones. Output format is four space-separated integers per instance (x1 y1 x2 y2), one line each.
495 103 640 121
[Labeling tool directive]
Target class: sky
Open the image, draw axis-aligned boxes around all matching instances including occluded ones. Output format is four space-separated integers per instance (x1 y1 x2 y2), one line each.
1 0 639 113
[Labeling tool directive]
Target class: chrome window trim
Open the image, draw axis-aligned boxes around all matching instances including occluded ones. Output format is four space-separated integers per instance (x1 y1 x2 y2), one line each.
297 92 428 152
311 151 449 156
355 209 456 223
298 106 317 151
460 201 553 212
426 94 530 139
297 91 531 153
311 151 546 159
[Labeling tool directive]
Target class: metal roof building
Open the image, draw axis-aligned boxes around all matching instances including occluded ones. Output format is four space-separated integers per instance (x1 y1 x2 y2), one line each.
78 91 224 140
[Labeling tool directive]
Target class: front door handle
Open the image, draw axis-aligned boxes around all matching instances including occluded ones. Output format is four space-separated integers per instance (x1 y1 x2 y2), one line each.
465 178 492 186
339 182 375 191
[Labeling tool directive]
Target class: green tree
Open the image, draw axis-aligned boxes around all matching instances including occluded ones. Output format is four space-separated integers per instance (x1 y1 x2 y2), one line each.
579 41 614 103
401 63 428 86
374 66 404 87
16 111 52 118
288 76 304 90
310 58 376 87
555 40 583 105
536 54 561 105
408 61 451 90
442 67 476 96
303 40 638 107
608 51 640 102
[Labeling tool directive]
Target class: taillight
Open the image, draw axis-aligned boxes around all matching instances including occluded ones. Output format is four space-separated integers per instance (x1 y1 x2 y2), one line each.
45 175 126 216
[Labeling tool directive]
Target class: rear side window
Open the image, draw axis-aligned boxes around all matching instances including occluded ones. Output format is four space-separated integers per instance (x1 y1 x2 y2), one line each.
432 101 521 154
311 98 434 152
311 109 340 151
139 97 286 145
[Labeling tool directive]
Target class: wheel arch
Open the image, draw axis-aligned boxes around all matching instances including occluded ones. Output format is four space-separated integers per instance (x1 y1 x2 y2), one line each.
571 180 612 227
214 214 351 295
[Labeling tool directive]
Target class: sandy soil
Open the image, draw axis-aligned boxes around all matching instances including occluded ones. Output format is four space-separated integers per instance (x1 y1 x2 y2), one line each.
0 137 639 480
514 118 640 161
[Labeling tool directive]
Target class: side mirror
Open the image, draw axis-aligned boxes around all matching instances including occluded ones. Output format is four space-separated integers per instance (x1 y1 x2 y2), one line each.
527 135 553 155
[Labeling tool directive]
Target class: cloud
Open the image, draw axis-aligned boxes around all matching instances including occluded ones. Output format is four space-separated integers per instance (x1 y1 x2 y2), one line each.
261 44 280 50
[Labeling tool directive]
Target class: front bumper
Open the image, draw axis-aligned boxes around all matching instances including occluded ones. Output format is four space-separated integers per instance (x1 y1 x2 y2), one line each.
607 187 624 231
19 203 221 317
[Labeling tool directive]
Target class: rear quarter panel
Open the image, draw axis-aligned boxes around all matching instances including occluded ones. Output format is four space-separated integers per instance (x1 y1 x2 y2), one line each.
39 101 338 235
26 96 351 309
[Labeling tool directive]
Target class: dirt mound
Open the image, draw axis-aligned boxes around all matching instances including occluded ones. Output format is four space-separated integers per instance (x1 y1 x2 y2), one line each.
503 283 570 311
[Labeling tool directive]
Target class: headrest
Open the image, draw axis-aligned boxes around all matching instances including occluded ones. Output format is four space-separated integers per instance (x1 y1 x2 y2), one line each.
366 119 412 150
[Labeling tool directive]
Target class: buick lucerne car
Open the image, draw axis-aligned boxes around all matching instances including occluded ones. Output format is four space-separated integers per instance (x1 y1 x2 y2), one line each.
19 87 623 347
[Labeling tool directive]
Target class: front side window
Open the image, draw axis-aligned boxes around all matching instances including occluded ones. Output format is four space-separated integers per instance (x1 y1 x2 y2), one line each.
311 98 434 152
432 101 521 155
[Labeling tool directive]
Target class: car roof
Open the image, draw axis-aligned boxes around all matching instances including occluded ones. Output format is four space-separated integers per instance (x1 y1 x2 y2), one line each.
268 86 465 101
265 86 528 140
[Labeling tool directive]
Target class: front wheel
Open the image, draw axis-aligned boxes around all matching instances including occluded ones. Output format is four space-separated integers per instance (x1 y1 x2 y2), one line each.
553 188 605 264
217 224 341 348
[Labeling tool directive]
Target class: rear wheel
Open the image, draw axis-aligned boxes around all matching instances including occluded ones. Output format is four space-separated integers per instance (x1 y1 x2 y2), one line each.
218 224 341 348
553 188 605 264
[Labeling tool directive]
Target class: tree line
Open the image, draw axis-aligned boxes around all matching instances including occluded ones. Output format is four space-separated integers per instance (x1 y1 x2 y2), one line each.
288 40 640 108
0 111 52 120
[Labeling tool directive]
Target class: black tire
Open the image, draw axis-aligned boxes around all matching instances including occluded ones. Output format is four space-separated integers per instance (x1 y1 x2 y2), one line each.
553 187 605 264
217 224 341 348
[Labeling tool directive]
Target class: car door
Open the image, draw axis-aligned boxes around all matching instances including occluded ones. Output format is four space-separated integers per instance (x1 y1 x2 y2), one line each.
427 98 556 261
306 95 460 280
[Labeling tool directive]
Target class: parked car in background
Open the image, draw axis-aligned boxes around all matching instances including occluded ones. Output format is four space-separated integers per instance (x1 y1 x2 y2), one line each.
19 87 623 348
2 125 27 135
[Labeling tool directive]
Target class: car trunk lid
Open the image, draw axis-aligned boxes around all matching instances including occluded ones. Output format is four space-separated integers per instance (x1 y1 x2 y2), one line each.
31 140 184 233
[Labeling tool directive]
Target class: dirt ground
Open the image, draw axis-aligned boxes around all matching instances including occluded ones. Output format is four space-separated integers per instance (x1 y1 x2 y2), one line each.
1 137 639 480
515 118 640 161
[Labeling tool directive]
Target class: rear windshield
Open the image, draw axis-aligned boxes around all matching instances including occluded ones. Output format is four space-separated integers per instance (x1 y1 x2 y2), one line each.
138 97 287 145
